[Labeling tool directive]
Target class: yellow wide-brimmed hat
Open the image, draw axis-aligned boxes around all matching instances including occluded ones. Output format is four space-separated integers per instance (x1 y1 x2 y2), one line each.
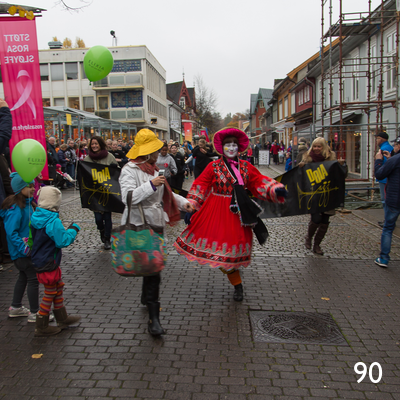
126 129 164 159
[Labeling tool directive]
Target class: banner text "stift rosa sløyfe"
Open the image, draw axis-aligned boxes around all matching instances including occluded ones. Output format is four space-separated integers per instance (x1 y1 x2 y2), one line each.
3 34 34 63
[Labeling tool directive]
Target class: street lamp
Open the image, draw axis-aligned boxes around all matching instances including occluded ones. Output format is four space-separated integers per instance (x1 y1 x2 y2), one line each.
110 30 117 46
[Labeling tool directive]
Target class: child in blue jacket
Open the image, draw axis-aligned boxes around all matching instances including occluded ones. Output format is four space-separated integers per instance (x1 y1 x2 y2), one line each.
1 172 39 322
30 186 81 336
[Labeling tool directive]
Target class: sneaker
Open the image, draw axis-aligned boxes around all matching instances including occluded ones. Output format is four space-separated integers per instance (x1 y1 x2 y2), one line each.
28 312 55 323
375 257 388 268
378 221 384 228
8 306 29 318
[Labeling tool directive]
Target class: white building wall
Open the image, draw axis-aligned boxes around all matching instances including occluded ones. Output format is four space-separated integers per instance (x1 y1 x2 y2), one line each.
0 45 168 133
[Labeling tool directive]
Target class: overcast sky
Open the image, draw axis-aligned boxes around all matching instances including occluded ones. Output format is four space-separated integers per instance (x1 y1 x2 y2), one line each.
31 0 382 117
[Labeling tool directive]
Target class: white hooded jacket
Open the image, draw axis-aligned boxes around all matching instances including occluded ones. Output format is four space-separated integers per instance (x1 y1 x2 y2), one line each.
119 162 189 227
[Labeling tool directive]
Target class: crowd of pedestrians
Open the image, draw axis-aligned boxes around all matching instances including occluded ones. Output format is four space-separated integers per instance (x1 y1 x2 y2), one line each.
0 94 399 338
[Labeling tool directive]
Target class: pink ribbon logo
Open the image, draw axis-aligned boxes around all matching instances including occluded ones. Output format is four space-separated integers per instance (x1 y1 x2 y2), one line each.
10 70 36 119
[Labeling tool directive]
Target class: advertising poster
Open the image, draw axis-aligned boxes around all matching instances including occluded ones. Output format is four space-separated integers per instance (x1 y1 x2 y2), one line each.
0 17 48 179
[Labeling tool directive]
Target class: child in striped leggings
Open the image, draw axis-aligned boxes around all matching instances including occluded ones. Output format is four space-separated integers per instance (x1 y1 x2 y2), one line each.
30 186 81 337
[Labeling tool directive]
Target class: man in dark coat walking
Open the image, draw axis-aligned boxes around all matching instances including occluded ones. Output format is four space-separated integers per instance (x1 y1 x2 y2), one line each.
374 136 400 268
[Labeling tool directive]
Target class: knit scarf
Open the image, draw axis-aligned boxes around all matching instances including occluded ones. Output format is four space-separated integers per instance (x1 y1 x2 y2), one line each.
130 159 180 226
223 157 269 245
88 149 109 160
309 150 326 162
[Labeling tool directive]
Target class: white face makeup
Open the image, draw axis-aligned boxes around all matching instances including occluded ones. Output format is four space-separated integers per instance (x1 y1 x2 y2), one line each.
223 142 238 159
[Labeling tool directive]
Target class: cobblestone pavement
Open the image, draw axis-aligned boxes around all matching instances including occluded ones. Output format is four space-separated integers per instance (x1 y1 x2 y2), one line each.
1 165 400 400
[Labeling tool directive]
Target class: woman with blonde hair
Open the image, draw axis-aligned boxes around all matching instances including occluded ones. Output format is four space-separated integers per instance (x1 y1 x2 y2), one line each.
300 137 338 255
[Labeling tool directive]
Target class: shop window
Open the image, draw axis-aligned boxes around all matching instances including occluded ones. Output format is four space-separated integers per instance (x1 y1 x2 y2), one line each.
68 97 80 109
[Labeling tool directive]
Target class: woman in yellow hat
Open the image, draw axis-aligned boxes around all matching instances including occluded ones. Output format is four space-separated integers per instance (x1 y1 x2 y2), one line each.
119 129 192 336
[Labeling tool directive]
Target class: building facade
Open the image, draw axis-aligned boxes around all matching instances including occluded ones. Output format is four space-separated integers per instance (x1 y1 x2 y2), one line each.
0 45 169 140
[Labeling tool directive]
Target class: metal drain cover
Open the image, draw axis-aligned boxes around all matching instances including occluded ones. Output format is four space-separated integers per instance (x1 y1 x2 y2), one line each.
249 311 347 345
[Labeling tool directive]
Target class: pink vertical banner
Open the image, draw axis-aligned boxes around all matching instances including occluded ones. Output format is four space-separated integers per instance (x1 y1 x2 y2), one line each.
183 122 192 142
0 17 48 179
200 129 209 142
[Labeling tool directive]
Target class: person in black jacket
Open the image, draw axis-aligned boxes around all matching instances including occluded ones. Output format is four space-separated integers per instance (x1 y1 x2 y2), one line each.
64 139 77 188
46 137 59 181
192 139 217 179
374 136 400 268
170 144 185 189
0 99 12 267
109 141 127 168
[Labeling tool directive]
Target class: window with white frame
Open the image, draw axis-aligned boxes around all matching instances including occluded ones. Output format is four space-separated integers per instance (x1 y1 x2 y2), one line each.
179 97 185 109
259 100 264 108
371 43 377 97
385 27 397 92
278 100 283 120
351 57 360 101
284 96 288 117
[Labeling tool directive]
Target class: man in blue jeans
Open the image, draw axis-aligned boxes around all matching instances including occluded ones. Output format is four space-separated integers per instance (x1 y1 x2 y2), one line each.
374 136 400 267
375 132 393 226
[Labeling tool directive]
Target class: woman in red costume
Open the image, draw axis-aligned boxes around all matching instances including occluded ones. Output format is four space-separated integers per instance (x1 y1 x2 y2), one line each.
174 128 287 301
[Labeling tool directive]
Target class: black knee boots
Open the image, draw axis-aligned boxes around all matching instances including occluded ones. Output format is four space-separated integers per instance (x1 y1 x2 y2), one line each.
305 221 319 250
313 223 330 255
143 274 165 336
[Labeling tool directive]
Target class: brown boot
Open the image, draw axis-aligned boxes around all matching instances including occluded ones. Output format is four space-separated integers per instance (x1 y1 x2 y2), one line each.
35 314 62 337
305 221 319 250
53 306 81 329
313 223 330 255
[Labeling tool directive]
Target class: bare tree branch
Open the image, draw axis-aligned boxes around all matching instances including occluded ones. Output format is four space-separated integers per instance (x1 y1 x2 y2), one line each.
56 0 92 12
194 75 222 133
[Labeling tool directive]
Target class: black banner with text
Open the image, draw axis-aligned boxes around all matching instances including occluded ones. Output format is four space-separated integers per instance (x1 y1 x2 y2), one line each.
255 161 346 218
76 161 345 218
77 161 125 213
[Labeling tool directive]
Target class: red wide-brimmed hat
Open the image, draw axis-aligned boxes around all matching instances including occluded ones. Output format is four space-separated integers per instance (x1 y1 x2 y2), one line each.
213 127 249 155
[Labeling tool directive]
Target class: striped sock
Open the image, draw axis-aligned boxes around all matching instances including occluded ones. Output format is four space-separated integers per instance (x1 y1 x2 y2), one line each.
53 280 65 309
38 284 57 316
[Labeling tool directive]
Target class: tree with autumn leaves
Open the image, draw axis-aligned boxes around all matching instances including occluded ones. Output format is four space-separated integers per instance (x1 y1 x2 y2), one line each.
224 112 248 128
52 36 86 48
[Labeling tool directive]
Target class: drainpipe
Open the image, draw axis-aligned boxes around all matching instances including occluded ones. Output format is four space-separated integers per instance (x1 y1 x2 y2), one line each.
305 77 316 143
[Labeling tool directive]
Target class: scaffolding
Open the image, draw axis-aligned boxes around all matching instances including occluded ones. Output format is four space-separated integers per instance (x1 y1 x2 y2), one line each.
320 0 399 181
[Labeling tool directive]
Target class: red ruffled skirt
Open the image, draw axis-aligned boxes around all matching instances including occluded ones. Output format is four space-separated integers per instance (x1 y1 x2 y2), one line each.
174 193 253 271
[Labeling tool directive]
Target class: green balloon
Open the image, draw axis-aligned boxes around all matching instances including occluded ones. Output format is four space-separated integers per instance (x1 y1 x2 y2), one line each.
12 139 46 183
83 45 114 82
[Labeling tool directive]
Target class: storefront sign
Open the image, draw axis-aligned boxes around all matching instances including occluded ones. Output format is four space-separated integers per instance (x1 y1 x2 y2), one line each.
259 150 270 165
